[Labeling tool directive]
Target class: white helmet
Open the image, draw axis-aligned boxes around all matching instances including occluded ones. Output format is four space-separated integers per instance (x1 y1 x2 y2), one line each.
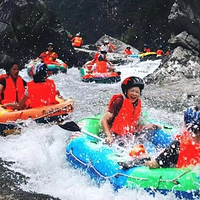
100 46 107 52
104 39 109 44
76 32 80 36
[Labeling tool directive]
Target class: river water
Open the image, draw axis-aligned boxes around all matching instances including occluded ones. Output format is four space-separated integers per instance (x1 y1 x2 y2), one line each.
0 59 183 200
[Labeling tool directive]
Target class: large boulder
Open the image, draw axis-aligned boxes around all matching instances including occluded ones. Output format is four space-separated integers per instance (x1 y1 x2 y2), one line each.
145 0 200 84
0 0 77 69
74 35 140 67
145 46 200 84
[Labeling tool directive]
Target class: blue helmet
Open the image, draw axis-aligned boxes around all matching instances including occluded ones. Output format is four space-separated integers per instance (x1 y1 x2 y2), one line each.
32 63 47 76
143 44 148 47
184 106 200 132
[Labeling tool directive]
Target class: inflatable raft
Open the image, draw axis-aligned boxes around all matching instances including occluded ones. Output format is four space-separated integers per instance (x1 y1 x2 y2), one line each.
0 98 74 135
65 115 200 199
80 62 121 83
131 52 158 61
26 58 68 76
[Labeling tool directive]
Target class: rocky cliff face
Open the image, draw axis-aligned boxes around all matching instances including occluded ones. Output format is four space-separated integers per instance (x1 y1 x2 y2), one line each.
43 0 174 51
2 0 200 80
42 0 200 83
0 0 77 68
145 0 200 84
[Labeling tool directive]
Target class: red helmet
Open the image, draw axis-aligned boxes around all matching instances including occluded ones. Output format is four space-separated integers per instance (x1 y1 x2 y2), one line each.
121 76 144 95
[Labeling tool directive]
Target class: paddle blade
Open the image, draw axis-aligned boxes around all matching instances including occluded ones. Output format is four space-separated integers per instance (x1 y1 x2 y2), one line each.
59 121 81 131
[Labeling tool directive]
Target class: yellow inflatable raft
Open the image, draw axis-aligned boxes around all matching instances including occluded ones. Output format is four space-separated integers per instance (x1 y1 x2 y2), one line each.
0 98 75 135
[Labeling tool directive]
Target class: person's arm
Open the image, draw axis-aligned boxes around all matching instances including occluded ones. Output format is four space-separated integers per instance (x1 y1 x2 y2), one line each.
107 63 114 72
56 90 64 100
2 95 28 110
0 83 4 94
88 63 96 73
110 43 116 51
39 52 45 59
101 96 123 144
142 123 162 130
101 111 114 144
2 89 29 110
136 112 162 132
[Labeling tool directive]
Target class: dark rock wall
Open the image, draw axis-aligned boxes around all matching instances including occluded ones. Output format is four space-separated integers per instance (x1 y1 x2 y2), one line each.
144 0 200 84
0 0 77 69
1 0 200 76
43 0 175 51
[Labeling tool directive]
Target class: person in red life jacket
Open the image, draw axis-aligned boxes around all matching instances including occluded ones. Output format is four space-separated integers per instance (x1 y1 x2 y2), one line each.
86 50 113 73
156 45 164 57
39 43 58 64
99 39 116 53
101 76 161 145
142 44 151 53
3 63 62 110
92 50 108 64
145 106 200 169
124 47 132 55
165 47 171 56
71 32 83 48
0 61 27 108
90 54 114 73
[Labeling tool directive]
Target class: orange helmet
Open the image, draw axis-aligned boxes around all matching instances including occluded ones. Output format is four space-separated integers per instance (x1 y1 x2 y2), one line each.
129 144 146 158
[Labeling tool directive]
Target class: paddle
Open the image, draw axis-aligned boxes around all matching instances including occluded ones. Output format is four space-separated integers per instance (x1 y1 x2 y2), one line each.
58 121 105 142
59 121 151 169
58 121 128 152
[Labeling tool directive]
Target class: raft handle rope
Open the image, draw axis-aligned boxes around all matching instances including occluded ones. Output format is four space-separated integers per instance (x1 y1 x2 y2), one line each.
66 148 191 186
34 104 74 120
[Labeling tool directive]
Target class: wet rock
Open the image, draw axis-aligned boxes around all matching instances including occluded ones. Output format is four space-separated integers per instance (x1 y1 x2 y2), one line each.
0 158 60 200
74 35 140 67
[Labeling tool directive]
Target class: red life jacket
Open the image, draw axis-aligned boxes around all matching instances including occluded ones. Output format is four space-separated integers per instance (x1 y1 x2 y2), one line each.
176 131 200 168
40 51 58 64
72 37 83 47
143 48 151 53
107 43 115 52
124 49 132 55
1 75 25 104
156 49 164 56
109 94 142 136
146 48 151 52
27 79 58 108
95 61 108 73
165 51 170 56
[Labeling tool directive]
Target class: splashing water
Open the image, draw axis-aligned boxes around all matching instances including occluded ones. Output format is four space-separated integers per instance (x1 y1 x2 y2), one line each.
0 60 182 200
